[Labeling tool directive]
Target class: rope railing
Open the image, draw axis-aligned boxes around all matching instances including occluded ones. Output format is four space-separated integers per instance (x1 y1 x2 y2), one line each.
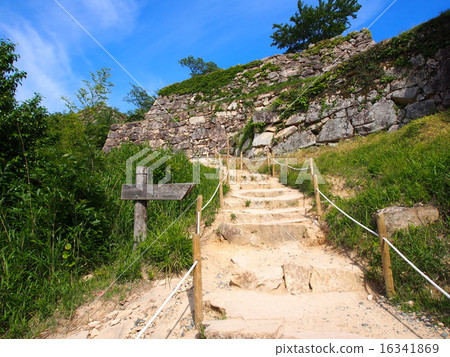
317 188 379 237
272 158 309 171
201 171 228 211
316 187 449 300
382 237 450 299
135 260 198 339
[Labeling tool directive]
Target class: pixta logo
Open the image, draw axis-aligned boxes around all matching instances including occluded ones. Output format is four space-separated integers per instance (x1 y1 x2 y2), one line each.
126 148 172 193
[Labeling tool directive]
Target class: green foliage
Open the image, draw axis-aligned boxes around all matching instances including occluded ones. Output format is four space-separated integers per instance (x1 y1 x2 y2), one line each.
158 60 263 97
62 68 113 112
0 41 223 337
60 68 126 148
124 84 155 122
271 0 362 53
178 55 220 78
285 112 450 323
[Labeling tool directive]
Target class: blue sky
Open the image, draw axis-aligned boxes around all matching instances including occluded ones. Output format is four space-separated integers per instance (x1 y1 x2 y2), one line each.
0 0 448 113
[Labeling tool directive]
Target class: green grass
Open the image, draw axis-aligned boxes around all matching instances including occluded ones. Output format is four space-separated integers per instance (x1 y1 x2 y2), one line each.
0 142 223 338
284 111 450 324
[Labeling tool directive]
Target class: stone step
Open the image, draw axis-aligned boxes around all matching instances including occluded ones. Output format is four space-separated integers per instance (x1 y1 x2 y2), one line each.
233 188 294 198
227 259 364 294
203 319 368 339
218 222 321 247
202 290 413 339
236 182 273 190
224 195 301 209
221 208 310 223
232 172 270 183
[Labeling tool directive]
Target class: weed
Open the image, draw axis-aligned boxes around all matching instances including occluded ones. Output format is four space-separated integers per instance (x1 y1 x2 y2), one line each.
245 200 251 207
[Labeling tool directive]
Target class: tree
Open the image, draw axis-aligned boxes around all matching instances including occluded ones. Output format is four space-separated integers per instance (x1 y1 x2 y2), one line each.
0 39 48 166
178 56 220 77
61 67 124 148
124 84 155 111
271 0 361 53
124 84 155 122
62 67 114 112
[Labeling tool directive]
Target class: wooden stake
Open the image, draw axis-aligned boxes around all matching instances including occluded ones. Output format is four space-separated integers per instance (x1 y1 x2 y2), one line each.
193 195 203 329
219 168 224 208
313 174 322 217
226 138 230 185
272 156 276 177
240 151 243 170
133 166 148 250
267 151 270 174
376 212 395 298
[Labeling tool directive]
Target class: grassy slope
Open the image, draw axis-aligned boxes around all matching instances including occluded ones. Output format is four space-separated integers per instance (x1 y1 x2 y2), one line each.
282 111 449 324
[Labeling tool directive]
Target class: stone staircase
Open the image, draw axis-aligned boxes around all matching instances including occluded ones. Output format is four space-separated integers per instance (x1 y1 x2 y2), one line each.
200 169 413 339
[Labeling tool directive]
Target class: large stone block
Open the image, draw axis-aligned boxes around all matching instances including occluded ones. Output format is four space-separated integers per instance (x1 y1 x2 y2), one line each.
275 126 297 139
272 130 316 154
252 111 280 124
285 113 305 126
230 267 284 291
355 98 397 135
189 116 206 125
405 100 436 120
317 117 354 142
391 87 419 105
252 132 274 147
282 264 311 295
377 205 439 237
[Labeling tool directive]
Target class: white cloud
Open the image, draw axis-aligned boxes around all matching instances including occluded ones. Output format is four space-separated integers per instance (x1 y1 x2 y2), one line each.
79 0 140 32
1 22 76 112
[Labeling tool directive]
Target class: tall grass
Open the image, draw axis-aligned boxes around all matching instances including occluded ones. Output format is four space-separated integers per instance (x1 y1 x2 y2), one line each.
283 111 450 323
0 140 221 338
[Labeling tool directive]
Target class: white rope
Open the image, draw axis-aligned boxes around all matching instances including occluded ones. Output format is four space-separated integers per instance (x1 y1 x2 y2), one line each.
201 182 221 211
317 188 380 237
382 238 450 299
317 188 450 300
135 261 198 339
273 158 309 171
287 164 309 171
201 181 221 211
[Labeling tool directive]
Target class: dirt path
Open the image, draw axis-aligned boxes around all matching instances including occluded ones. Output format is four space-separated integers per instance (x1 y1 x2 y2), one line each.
55 169 447 340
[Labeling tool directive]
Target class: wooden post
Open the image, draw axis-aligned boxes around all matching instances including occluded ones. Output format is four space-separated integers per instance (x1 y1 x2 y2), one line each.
266 151 270 175
376 212 395 298
219 168 224 208
193 195 203 329
133 166 148 250
240 151 243 170
226 138 230 185
272 156 276 177
313 174 322 217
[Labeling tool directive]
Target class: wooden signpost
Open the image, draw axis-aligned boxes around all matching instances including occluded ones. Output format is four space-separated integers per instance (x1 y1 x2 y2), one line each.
121 166 195 249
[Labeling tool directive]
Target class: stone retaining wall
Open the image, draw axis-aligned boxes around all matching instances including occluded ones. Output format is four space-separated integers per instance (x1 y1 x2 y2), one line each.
102 30 449 156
